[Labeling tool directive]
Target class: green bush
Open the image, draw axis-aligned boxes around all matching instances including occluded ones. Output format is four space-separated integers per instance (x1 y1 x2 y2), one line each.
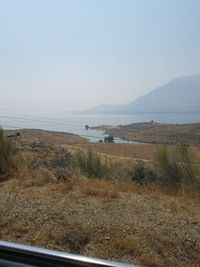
155 144 200 190
155 145 181 186
71 147 110 178
0 128 15 176
104 135 114 143
129 162 158 184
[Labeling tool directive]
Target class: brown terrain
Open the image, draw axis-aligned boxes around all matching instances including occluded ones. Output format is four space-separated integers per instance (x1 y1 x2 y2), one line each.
0 129 200 267
94 122 200 146
5 129 87 145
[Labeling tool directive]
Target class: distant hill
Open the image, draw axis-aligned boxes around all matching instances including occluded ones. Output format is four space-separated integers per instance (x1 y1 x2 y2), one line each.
124 74 200 113
84 74 200 114
105 122 200 146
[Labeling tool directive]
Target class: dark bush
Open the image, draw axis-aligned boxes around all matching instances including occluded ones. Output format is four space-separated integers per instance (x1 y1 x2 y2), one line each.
129 162 158 184
155 144 200 190
0 128 15 177
71 147 110 178
104 135 114 143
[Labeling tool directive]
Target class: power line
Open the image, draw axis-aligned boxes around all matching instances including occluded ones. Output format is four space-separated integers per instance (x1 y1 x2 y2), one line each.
0 113 118 141
0 111 109 128
0 115 85 128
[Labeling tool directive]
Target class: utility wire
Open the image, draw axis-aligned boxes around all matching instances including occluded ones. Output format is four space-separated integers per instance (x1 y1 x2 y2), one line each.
0 115 87 128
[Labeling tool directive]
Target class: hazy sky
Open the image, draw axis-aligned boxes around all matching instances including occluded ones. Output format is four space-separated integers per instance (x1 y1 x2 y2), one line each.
0 0 200 111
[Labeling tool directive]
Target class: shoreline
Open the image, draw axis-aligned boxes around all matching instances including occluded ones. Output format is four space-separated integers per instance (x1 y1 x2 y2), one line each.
90 121 200 146
4 119 200 146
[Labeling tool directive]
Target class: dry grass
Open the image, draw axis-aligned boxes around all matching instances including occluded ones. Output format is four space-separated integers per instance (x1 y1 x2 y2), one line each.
106 122 200 146
78 143 157 161
0 175 199 266
58 175 132 198
77 143 200 163
48 223 91 253
0 130 200 267
139 254 157 267
113 236 141 256
6 129 87 145
11 151 57 187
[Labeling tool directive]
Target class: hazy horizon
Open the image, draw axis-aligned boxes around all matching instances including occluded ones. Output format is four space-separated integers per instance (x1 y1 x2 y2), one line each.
1 0 200 111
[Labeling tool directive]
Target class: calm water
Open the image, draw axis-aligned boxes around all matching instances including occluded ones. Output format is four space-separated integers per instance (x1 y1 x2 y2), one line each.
0 110 200 143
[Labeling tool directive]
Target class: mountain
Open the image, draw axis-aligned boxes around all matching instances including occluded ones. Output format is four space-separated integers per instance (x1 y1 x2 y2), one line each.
124 74 200 113
84 74 200 114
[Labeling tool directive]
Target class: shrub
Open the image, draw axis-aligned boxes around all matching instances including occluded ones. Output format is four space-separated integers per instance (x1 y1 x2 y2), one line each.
155 144 200 190
155 145 181 186
129 162 158 184
71 147 110 178
104 135 114 143
0 128 15 177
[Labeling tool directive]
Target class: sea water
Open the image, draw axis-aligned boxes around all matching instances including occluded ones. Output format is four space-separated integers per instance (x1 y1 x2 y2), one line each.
0 109 200 143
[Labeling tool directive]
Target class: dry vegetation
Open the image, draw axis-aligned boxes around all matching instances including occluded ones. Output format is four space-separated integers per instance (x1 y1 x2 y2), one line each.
0 129 200 267
103 122 200 146
78 143 157 161
6 129 87 145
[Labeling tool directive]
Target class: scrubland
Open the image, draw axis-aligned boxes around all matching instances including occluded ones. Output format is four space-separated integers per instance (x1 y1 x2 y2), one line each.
104 122 200 146
0 129 200 267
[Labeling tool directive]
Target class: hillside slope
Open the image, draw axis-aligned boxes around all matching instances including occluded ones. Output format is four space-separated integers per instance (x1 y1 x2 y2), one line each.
125 74 200 112
0 132 200 267
84 74 200 114
105 122 200 145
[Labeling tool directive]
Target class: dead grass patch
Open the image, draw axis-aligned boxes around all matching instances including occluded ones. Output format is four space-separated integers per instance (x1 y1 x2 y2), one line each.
22 168 56 188
113 236 141 256
0 222 29 240
11 151 36 186
49 223 91 254
12 222 29 237
58 176 137 198
12 151 57 187
168 200 178 213
59 176 120 198
139 254 158 267
58 175 87 194
81 186 119 199
78 143 157 161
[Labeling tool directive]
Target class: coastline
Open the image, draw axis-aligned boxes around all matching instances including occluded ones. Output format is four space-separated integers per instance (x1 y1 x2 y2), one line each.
90 122 200 146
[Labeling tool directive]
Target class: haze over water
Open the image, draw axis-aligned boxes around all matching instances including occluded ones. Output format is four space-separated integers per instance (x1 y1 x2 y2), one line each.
1 1 200 112
1 110 200 142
